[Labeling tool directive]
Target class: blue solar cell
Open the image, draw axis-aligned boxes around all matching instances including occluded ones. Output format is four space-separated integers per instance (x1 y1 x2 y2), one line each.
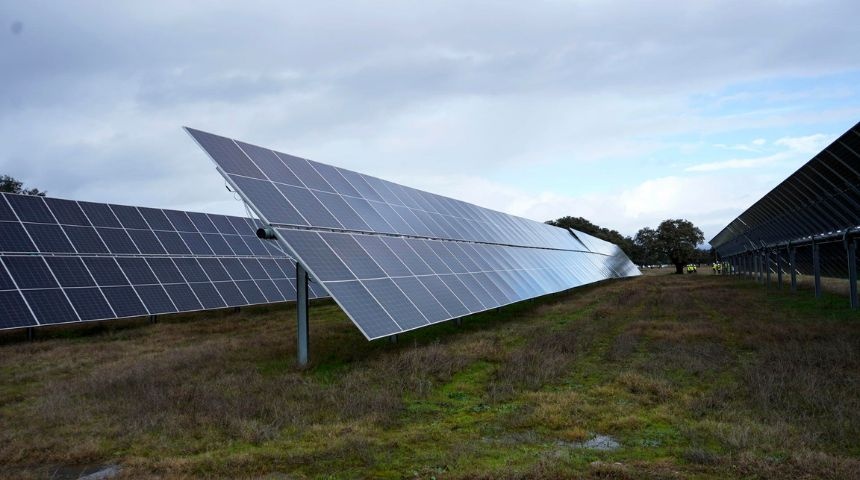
0 222 38 252
223 235 252 256
362 278 428 330
97 228 139 254
426 241 465 273
186 128 266 179
138 207 174 230
163 283 203 312
102 286 147 317
173 258 209 282
273 152 336 193
417 275 469 318
407 239 453 275
189 282 227 309
314 191 372 231
352 235 412 277
24 223 75 253
198 258 231 281
240 258 268 280
135 285 177 314
214 281 247 306
229 175 308 226
454 273 492 309
146 258 185 284
257 259 284 279
0 290 37 328
273 278 296 299
163 210 197 232
312 163 362 197
235 140 304 186
154 230 191 255
277 229 355 282
23 289 78 324
78 201 122 227
0 196 16 221
379 237 433 276
391 205 432 236
209 215 239 235
116 257 158 285
227 216 254 235
83 257 129 286
6 195 54 223
254 279 284 302
127 229 167 255
0 263 14 290
110 205 149 229
236 280 266 304
337 169 384 202
244 237 271 256
319 232 385 280
45 257 95 287
186 211 220 233
66 288 114 320
3 256 58 289
62 226 109 254
342 197 394 233
471 272 510 305
391 277 451 324
275 184 342 229
309 282 328 299
201 233 233 255
368 201 415 235
324 280 400 339
45 198 90 226
220 258 251 280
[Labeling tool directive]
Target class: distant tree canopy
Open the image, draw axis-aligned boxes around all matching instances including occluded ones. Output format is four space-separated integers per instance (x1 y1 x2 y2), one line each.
0 175 45 196
546 216 634 257
634 219 705 274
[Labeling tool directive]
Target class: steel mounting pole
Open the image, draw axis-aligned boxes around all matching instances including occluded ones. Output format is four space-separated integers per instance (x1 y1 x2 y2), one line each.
790 247 797 292
848 239 858 309
776 249 783 289
812 241 822 299
296 262 310 366
765 250 771 288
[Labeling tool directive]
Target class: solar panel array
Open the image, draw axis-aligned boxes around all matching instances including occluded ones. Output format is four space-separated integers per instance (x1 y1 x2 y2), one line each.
188 128 640 340
710 121 860 257
0 193 327 330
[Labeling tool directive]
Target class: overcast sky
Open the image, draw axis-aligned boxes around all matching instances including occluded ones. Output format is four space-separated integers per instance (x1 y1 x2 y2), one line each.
2 1 859 243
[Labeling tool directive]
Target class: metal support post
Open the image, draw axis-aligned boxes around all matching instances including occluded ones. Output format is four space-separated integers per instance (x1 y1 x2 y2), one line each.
455 317 462 326
296 263 309 366
148 315 158 324
765 250 771 288
389 334 398 344
755 252 762 283
848 240 858 309
26 327 34 341
776 250 783 289
813 242 822 299
789 247 797 292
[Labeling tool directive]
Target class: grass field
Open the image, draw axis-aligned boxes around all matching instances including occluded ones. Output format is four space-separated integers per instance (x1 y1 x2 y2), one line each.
1 272 859 479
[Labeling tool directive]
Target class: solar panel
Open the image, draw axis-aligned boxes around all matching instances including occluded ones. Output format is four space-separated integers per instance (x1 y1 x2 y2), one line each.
0 192 328 330
187 128 640 340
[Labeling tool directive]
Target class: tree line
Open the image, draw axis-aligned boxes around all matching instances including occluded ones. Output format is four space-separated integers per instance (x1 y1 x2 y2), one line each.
546 216 710 274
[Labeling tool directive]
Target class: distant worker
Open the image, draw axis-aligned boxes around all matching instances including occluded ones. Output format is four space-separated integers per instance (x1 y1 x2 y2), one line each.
712 263 717 274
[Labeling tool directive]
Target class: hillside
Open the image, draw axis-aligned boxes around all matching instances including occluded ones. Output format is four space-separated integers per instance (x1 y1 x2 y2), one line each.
1 272 858 479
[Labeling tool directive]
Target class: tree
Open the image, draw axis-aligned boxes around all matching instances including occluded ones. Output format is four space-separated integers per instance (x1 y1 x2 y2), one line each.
632 226 664 266
0 175 45 196
546 216 634 256
656 219 704 274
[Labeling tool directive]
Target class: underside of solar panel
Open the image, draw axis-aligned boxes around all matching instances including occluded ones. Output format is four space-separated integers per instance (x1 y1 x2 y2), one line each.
0 193 327 330
187 127 640 340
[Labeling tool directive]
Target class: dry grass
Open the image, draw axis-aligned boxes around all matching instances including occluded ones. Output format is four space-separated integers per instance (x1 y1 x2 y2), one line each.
0 273 858 479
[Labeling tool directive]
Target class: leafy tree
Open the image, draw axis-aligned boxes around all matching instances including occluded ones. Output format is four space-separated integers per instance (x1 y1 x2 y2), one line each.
546 216 634 256
656 219 704 274
632 226 665 265
0 175 45 196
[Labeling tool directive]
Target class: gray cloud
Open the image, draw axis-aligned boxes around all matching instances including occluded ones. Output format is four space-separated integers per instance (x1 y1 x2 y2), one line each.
1 0 859 235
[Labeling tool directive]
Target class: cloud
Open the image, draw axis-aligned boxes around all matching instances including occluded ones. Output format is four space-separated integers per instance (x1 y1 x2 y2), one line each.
684 153 788 172
774 133 832 153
